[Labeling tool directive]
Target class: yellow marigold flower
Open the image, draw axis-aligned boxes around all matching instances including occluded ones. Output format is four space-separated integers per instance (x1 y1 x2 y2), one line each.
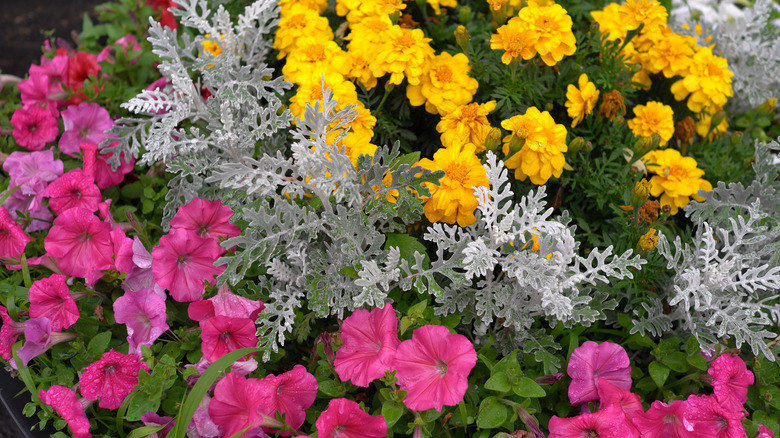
273 5 334 60
339 131 378 167
416 143 490 227
515 3 577 66
437 101 497 151
345 44 381 90
372 26 435 86
427 0 457 15
488 0 509 11
201 35 223 57
590 3 628 41
406 52 479 116
490 19 538 65
565 73 600 127
346 16 394 46
670 47 733 113
336 0 405 24
278 0 328 15
638 228 660 252
618 0 668 32
644 28 696 78
696 109 729 141
627 101 675 147
501 107 568 185
289 77 359 120
642 149 712 215
282 38 351 86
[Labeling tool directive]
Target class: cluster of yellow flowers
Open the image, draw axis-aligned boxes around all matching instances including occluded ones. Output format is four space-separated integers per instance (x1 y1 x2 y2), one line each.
490 2 576 66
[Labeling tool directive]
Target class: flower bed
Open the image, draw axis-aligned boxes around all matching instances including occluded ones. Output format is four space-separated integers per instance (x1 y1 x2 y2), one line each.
1 0 780 437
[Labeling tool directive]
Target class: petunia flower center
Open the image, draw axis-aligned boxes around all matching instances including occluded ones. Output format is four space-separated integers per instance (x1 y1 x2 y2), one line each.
662 414 679 424
77 231 93 242
219 331 231 341
177 253 191 267
104 364 117 374
435 358 448 377
583 429 599 437
79 127 89 138
29 123 38 133
197 223 211 237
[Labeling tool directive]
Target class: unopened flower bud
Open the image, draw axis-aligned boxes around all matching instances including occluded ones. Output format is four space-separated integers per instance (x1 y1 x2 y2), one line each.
385 81 396 93
709 110 727 130
544 102 554 112
730 131 743 144
507 135 525 154
757 97 777 115
455 26 471 53
458 6 472 24
583 140 593 152
633 136 655 156
485 127 502 151
568 136 586 153
662 204 671 215
631 178 652 207
534 373 563 385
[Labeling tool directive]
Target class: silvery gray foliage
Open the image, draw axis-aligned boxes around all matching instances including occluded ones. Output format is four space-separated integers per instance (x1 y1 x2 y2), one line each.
399 152 645 371
636 139 780 359
104 0 293 226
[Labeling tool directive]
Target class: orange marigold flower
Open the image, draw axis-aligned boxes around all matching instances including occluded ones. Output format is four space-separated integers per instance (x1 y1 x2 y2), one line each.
501 107 568 185
642 149 712 215
490 19 538 65
372 26 435 86
437 101 497 151
638 228 660 252
644 28 695 78
406 52 479 116
565 74 600 128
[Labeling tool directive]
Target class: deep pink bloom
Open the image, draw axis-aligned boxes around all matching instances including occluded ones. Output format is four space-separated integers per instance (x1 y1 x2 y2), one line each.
17 70 55 107
199 315 258 362
633 399 696 438
0 206 31 260
46 170 103 215
393 324 477 412
30 55 69 102
38 386 92 438
97 34 142 63
80 349 150 409
79 142 135 189
3 149 64 188
188 285 264 321
16 317 77 367
209 373 265 438
141 412 175 438
334 304 399 387
257 365 318 435
315 398 387 438
171 198 241 240
29 274 80 331
0 304 26 360
596 378 643 430
59 103 113 156
11 104 60 151
685 394 746 438
113 289 169 353
708 354 754 411
151 228 225 302
548 404 638 438
567 341 631 406
44 207 114 283
757 425 775 438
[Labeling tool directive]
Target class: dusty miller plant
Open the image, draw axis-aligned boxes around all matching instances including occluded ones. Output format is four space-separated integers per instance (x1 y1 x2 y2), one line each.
633 139 780 359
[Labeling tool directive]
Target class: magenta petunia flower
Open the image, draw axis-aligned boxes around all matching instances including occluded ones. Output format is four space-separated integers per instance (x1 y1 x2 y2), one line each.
97 34 142 63
170 198 241 240
548 404 638 438
16 317 77 367
334 303 399 387
708 353 754 412
315 398 387 438
596 378 643 424
31 54 69 101
46 170 103 215
209 372 265 438
566 341 631 406
0 206 31 261
38 386 92 438
11 104 60 151
188 285 265 322
393 324 477 412
257 365 318 435
757 425 775 438
684 394 746 438
44 207 114 283
151 228 225 302
113 289 169 354
199 315 258 362
3 149 64 189
29 274 80 331
58 102 114 156
80 349 150 409
141 411 175 438
632 399 695 438
17 70 55 107
0 304 26 360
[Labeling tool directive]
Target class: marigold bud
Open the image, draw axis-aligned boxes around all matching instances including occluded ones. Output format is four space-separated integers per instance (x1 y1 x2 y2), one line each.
458 6 472 24
757 98 777 115
507 134 525 154
730 131 743 144
544 102 554 112
709 110 727 131
599 90 626 120
633 136 655 156
568 136 586 153
484 127 502 151
638 228 660 252
631 179 652 207
455 26 471 53
675 116 697 146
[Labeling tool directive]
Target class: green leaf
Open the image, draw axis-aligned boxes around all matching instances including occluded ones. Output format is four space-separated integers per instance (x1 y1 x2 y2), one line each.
127 391 161 422
477 396 508 429
126 425 166 438
385 233 429 269
318 380 345 398
339 266 359 278
513 377 546 398
687 353 708 371
661 352 688 373
87 331 112 358
381 401 406 428
648 361 670 388
484 372 512 393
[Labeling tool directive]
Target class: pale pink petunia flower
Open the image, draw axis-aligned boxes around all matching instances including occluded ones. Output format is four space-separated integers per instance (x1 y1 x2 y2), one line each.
393 324 477 412
80 349 150 409
141 412 175 438
187 394 222 438
0 206 32 261
3 149 64 188
46 170 102 215
38 385 92 438
58 102 114 156
334 303 399 387
115 236 166 296
0 304 27 360
548 404 638 438
44 207 114 284
708 353 754 412
632 399 696 438
684 394 746 438
151 228 225 302
187 285 264 322
209 372 265 438
567 341 632 406
199 315 258 362
11 104 60 151
29 274 80 331
16 317 77 367
257 364 318 436
170 198 241 241
113 289 169 354
315 398 388 438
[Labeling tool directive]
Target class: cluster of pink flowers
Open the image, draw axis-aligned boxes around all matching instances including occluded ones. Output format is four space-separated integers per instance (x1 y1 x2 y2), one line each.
550 341 772 438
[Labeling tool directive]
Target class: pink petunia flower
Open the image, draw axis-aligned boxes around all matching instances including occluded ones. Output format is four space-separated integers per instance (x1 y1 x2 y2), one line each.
567 341 632 406
757 425 775 438
79 142 136 189
685 394 746 437
0 304 26 360
334 303 399 387
38 386 92 438
199 315 258 362
28 274 80 331
596 378 643 433
46 170 103 215
3 149 64 188
209 372 265 438
44 207 114 284
548 404 638 438
151 228 225 302
188 394 222 438
15 317 77 367
11 104 60 151
30 54 69 102
188 285 264 321
0 206 31 261
2 185 54 233
708 353 754 412
115 236 166 296
393 324 477 412
58 102 113 156
632 399 695 438
315 398 388 438
113 289 169 354
257 365 318 435
80 349 150 409
17 70 55 107
170 198 241 240
141 412 175 438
